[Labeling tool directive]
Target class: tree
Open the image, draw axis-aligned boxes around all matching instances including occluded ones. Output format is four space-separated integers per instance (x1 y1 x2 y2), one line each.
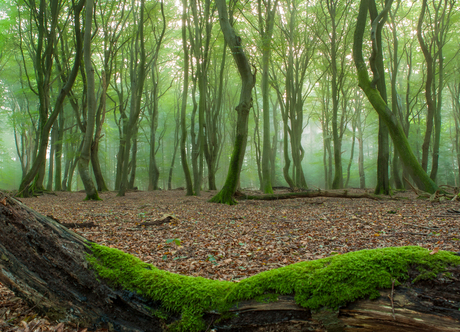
146 1 166 191
17 0 84 197
180 0 194 196
417 0 456 182
315 0 354 190
353 0 438 194
210 0 256 204
257 0 278 194
270 0 316 190
118 0 146 197
369 0 390 195
77 0 100 201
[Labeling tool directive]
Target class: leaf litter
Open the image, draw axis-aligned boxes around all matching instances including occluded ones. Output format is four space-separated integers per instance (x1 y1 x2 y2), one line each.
1 188 459 331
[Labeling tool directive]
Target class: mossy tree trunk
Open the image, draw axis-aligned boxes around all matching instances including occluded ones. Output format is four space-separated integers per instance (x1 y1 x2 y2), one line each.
1 194 459 331
210 0 256 205
353 0 438 194
369 0 390 195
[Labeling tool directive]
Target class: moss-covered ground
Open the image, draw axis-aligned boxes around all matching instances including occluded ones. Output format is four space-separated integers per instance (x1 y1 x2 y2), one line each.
87 244 460 331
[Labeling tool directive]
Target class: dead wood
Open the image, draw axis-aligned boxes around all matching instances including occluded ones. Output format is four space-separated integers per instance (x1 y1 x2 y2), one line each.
237 190 383 201
46 215 98 228
137 215 178 227
0 194 459 331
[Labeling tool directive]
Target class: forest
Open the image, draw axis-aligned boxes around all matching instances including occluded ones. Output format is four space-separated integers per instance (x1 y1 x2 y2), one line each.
0 0 460 331
0 0 458 200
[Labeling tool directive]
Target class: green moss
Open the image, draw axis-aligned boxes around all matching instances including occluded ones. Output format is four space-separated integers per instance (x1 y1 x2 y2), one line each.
84 191 102 201
87 244 460 331
209 133 246 205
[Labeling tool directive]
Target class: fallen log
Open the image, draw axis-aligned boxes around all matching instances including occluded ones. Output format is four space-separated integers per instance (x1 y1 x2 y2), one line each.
0 194 459 331
236 189 383 201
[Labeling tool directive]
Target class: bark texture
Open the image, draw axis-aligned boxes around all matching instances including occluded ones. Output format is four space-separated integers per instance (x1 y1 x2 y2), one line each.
353 0 438 194
210 0 255 204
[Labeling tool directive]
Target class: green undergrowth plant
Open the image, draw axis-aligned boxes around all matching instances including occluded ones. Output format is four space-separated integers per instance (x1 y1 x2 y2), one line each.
87 244 460 331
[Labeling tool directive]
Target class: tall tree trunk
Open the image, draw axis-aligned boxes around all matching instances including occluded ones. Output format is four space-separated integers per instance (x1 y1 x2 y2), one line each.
54 111 64 191
180 0 194 196
46 125 56 191
205 40 227 191
417 0 436 174
258 0 278 194
91 72 109 192
388 5 404 189
210 0 255 204
270 98 279 186
357 109 366 189
328 2 343 190
77 0 100 201
345 120 356 188
369 0 390 195
353 0 438 193
18 0 84 197
118 0 146 197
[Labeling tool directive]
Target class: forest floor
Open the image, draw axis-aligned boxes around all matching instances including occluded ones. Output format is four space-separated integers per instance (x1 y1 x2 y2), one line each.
1 188 459 331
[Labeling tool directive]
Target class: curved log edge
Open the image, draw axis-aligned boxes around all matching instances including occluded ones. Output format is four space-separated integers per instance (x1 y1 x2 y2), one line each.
0 194 459 331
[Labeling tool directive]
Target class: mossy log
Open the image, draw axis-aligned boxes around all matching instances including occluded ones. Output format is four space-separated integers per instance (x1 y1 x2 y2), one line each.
0 195 460 331
237 190 382 201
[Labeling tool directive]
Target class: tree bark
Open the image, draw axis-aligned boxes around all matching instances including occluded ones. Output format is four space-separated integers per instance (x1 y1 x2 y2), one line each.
77 0 100 201
369 0 390 195
353 0 438 194
0 195 459 331
118 0 146 197
210 0 255 205
258 0 278 194
417 0 436 175
180 0 194 196
18 0 84 197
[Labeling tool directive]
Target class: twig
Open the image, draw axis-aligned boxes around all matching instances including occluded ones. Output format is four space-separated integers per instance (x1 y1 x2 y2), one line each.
205 317 215 332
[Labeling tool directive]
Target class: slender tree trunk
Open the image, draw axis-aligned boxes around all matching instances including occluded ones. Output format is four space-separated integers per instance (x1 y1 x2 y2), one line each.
118 1 146 197
369 0 390 195
329 3 343 190
77 0 100 201
54 111 64 191
258 0 277 194
417 0 436 174
18 0 84 197
180 0 194 196
270 98 279 186
148 71 160 191
210 0 255 204
357 110 366 189
388 7 404 189
47 125 56 191
345 121 356 188
353 0 438 193
91 72 109 192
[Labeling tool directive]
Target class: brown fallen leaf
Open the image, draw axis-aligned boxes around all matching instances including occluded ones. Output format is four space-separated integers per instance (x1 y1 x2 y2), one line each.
430 247 439 255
